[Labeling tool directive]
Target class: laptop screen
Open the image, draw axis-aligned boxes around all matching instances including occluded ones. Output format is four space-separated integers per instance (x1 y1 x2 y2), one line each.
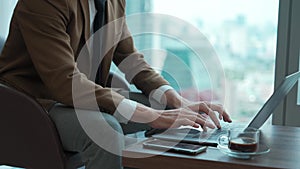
248 71 300 129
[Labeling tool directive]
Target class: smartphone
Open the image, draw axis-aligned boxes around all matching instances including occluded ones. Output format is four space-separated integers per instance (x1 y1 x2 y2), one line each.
143 139 207 155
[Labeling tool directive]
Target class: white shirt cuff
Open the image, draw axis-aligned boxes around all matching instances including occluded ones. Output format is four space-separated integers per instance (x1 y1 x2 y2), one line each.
151 85 174 104
113 99 137 124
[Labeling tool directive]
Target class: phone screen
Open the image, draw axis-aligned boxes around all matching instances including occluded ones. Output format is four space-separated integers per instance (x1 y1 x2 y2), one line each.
143 139 207 155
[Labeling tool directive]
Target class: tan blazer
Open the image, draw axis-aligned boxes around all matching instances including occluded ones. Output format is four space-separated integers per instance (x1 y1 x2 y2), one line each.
0 0 168 113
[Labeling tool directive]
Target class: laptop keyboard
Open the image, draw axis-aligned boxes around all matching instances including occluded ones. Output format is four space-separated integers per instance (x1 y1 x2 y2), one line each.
192 123 230 140
150 123 237 147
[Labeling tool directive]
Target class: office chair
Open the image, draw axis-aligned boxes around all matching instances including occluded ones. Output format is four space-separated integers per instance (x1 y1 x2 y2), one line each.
0 38 130 169
0 83 84 169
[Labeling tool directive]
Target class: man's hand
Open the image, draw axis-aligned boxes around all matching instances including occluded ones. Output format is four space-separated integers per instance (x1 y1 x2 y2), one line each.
185 102 232 129
130 89 232 131
149 108 216 131
130 104 216 131
162 89 232 129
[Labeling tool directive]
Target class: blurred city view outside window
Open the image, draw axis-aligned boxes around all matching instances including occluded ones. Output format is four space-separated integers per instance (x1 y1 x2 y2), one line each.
125 0 279 122
0 0 281 123
0 1 280 169
0 0 18 39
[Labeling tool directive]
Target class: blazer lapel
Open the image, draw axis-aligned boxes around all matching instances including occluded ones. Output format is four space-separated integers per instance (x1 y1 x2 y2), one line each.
79 0 91 41
98 0 115 86
76 0 92 79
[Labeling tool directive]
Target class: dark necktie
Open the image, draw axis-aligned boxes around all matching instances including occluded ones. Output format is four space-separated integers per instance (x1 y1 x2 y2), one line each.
93 0 107 85
93 0 106 32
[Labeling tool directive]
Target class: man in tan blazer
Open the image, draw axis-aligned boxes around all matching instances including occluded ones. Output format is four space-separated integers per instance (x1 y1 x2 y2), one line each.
0 0 231 168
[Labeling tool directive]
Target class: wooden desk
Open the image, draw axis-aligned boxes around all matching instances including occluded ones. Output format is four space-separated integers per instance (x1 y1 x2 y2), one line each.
122 125 300 169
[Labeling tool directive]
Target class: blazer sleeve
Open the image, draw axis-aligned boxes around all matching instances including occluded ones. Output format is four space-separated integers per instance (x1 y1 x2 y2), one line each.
16 0 124 113
113 22 169 96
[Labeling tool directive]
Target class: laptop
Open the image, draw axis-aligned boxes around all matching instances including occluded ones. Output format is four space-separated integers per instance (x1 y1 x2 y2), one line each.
150 71 300 146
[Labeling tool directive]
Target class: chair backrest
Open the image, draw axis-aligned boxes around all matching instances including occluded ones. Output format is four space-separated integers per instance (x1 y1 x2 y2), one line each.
0 83 66 169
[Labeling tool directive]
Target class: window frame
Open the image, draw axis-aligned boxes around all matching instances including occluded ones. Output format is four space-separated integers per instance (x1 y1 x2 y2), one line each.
273 0 300 126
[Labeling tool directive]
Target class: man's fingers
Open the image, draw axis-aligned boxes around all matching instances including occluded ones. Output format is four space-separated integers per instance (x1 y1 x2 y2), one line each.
176 118 200 128
197 103 221 129
177 110 215 131
187 112 215 130
210 104 232 122
211 105 232 122
153 108 225 130
223 111 232 122
205 103 224 120
208 110 221 129
202 102 233 123
195 113 214 129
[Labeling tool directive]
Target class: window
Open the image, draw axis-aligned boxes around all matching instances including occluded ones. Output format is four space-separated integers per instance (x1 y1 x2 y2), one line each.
125 0 279 122
273 0 300 126
0 0 17 39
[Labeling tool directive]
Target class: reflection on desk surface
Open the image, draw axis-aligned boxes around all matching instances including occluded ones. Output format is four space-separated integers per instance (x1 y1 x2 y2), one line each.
123 125 300 169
